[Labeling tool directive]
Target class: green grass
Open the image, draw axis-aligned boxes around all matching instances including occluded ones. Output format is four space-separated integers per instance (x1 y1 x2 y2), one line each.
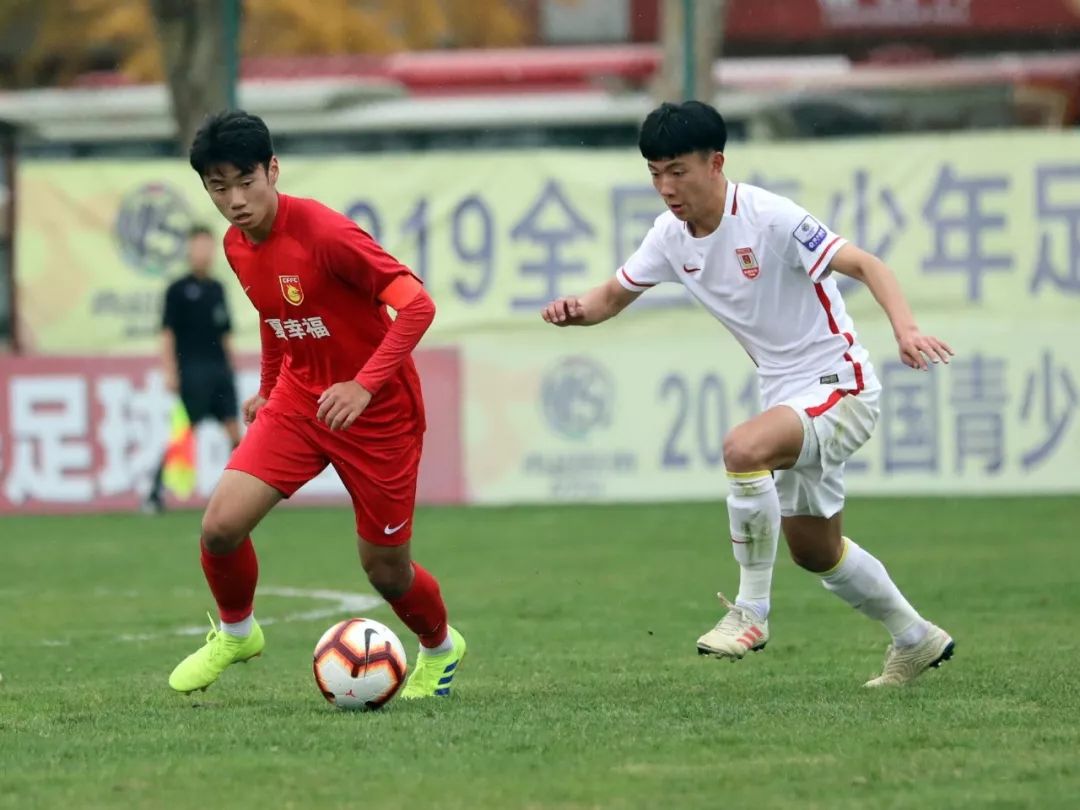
2 497 1079 809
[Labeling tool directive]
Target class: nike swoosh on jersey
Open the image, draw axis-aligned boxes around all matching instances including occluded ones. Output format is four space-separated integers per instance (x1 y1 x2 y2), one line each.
384 521 409 535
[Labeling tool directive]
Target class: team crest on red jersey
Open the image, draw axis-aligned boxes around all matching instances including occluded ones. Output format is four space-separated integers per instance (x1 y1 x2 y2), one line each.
736 247 760 279
278 275 304 306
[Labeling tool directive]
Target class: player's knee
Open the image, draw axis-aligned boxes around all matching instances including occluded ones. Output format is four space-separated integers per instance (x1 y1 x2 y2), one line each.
723 428 765 472
200 510 248 555
787 544 838 574
788 546 817 572
364 561 411 600
360 549 412 600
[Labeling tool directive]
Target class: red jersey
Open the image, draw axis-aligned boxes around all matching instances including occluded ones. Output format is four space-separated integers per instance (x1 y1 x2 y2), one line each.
224 193 425 435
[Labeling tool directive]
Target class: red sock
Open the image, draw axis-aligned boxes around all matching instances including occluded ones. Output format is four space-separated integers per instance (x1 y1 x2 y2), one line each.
388 563 448 648
200 536 258 623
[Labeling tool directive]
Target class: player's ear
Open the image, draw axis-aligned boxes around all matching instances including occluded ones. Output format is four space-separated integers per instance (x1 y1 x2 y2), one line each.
711 151 725 175
268 156 280 186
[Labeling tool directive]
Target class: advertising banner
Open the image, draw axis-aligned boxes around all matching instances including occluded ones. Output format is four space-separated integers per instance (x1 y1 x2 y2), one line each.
18 132 1079 353
0 349 463 514
13 131 1080 506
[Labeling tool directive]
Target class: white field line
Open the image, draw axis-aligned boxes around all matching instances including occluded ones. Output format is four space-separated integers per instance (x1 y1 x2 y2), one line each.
38 586 384 646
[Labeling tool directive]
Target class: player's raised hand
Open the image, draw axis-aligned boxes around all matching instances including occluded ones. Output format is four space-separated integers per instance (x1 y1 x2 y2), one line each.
896 329 954 371
242 394 267 425
541 296 586 326
317 381 372 431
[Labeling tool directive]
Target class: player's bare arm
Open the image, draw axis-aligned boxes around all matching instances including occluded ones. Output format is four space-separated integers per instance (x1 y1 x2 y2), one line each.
828 243 954 371
541 276 641 326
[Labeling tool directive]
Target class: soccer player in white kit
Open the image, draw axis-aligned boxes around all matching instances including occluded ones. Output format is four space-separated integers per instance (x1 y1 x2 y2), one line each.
541 101 956 687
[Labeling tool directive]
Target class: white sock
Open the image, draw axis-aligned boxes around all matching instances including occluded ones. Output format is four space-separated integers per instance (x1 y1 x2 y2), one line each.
422 631 453 655
726 471 780 619
820 538 929 647
221 613 254 638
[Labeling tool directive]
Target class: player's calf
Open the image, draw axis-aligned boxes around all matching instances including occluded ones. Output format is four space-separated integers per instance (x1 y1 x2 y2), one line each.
725 470 781 620
816 536 955 686
367 553 466 698
168 471 281 692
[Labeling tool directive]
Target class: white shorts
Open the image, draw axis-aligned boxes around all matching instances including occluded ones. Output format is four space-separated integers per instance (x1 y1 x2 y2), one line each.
774 379 881 519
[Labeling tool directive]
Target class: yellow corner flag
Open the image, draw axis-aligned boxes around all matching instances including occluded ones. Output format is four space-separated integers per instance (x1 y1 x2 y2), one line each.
162 400 196 500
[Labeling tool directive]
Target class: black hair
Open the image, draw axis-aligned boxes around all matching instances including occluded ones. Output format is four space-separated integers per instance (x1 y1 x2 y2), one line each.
638 101 728 161
189 110 274 177
188 223 214 239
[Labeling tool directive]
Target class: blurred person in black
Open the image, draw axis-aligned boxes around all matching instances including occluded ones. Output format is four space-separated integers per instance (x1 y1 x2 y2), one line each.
144 224 241 513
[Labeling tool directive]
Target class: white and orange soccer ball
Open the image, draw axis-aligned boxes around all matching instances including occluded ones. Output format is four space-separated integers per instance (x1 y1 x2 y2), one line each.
312 618 407 710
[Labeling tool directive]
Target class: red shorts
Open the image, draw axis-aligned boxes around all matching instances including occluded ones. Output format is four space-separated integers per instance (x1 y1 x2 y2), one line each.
227 403 421 545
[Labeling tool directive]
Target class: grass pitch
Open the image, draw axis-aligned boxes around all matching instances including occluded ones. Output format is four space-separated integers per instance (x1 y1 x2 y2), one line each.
2 496 1079 809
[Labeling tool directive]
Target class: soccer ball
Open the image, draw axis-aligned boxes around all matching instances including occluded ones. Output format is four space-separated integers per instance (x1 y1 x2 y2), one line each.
312 618 408 710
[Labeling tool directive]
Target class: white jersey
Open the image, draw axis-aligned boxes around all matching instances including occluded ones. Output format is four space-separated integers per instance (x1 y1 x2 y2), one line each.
616 181 874 407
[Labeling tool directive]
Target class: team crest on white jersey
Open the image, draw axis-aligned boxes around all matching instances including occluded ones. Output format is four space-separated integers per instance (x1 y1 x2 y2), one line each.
736 247 760 279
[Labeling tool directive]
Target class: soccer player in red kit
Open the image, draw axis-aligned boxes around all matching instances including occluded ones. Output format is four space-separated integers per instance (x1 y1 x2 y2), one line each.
168 110 466 699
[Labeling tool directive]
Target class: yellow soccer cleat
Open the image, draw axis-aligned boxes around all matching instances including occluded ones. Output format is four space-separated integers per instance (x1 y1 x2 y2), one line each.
400 626 467 699
168 614 265 694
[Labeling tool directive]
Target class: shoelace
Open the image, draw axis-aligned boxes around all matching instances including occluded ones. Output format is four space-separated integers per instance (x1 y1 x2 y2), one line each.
711 592 751 632
201 612 237 666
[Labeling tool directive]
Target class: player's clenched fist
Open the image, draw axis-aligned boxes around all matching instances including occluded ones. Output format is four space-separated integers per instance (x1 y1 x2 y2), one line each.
541 297 586 326
317 380 373 431
242 394 267 425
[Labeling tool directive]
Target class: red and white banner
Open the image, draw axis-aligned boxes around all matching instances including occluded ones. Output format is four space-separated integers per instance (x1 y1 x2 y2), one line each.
622 0 1080 42
0 349 464 514
726 0 1080 38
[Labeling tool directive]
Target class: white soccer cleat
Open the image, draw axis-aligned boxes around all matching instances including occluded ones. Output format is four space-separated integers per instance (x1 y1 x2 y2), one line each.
696 593 769 659
864 623 955 687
